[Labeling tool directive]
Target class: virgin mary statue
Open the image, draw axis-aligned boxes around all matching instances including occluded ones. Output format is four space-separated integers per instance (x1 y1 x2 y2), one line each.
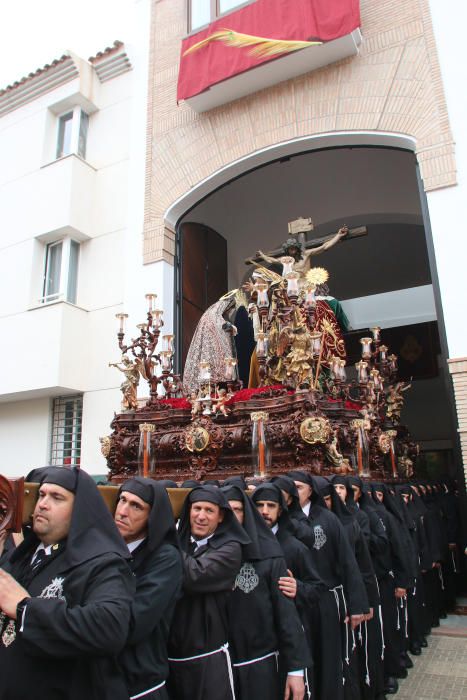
183 291 241 394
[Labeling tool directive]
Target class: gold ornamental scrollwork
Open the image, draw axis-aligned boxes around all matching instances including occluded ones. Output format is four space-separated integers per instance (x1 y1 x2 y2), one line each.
139 423 156 433
378 430 397 454
250 411 269 422
300 416 332 445
99 435 112 458
185 425 211 453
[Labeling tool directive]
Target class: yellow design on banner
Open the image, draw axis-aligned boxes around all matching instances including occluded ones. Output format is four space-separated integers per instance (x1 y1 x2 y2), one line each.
184 29 322 59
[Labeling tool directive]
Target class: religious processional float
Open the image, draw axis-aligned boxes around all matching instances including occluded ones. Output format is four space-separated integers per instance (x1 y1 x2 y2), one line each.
102 217 418 485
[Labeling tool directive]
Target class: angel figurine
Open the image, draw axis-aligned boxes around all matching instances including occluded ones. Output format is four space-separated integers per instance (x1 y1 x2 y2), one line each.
109 355 140 411
212 388 231 417
386 380 412 423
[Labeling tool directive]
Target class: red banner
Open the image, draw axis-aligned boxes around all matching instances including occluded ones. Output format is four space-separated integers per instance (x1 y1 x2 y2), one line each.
178 0 360 101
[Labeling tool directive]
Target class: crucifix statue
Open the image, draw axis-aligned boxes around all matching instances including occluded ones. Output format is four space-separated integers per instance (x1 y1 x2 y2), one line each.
246 217 367 278
254 217 348 277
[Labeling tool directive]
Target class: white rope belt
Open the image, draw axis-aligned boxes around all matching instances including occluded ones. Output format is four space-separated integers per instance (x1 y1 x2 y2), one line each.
374 577 385 660
130 680 165 699
169 643 236 699
233 650 279 667
357 620 370 687
330 584 350 680
438 565 445 591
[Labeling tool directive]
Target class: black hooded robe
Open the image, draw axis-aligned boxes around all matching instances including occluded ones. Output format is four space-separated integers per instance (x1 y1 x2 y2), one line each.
222 485 311 700
167 486 249 700
370 485 412 681
0 468 135 700
286 472 369 700
117 478 183 700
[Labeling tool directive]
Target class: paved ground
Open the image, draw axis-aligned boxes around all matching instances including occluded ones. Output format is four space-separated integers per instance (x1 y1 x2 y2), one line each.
396 598 467 700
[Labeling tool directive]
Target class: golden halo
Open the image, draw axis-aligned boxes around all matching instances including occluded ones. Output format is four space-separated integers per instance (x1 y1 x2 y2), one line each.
306 267 329 286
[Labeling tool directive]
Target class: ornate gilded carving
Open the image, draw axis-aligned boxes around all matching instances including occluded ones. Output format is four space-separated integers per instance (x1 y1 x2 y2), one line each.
300 415 332 444
99 436 112 458
378 430 397 454
185 425 210 453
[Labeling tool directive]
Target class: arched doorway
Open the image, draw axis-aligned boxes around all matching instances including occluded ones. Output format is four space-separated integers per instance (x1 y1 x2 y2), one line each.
170 137 458 481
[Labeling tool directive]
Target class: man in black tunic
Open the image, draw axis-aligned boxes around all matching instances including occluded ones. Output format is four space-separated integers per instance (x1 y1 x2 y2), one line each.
0 466 135 700
330 476 383 700
167 485 250 700
371 483 413 694
286 470 369 700
223 484 311 700
115 477 183 700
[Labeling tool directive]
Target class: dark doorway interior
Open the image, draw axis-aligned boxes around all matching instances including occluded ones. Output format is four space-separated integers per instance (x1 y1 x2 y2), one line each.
179 222 227 368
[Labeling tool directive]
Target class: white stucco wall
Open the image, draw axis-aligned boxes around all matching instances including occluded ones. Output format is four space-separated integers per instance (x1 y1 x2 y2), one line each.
0 0 151 476
0 398 51 477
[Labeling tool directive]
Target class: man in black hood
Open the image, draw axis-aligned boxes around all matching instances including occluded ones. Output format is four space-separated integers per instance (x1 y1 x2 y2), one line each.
330 476 384 700
286 470 369 700
252 483 329 699
222 484 311 700
370 482 414 694
0 466 135 700
167 485 250 700
115 477 183 700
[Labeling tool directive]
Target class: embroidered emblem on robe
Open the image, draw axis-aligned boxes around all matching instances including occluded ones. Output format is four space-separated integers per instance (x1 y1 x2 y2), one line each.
2 619 16 647
313 525 327 550
40 576 66 601
234 562 259 593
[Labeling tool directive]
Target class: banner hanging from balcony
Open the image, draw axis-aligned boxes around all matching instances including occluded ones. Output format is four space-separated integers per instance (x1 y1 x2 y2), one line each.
177 0 360 102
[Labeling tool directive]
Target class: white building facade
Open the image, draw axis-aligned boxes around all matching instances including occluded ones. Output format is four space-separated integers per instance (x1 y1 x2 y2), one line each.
0 19 151 477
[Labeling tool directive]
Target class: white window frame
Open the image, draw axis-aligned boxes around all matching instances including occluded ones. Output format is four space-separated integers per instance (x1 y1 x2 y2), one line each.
56 106 89 159
41 237 80 305
188 0 254 33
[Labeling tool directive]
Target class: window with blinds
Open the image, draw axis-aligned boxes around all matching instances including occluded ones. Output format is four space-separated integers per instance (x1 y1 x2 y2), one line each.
50 395 83 467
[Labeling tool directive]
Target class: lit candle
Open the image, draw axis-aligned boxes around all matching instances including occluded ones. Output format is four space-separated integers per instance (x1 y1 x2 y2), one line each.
379 344 388 362
255 282 269 309
370 326 381 341
256 332 268 358
355 360 369 383
152 309 163 329
145 293 157 312
338 359 347 381
160 350 171 371
163 334 174 353
360 337 373 360
310 331 322 357
199 361 211 382
304 284 316 309
224 357 237 381
388 354 398 372
286 272 300 298
115 312 128 333
370 368 381 388
279 256 295 277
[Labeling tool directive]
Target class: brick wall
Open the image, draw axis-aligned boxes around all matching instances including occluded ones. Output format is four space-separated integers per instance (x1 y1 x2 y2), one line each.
144 0 456 265
448 359 467 484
